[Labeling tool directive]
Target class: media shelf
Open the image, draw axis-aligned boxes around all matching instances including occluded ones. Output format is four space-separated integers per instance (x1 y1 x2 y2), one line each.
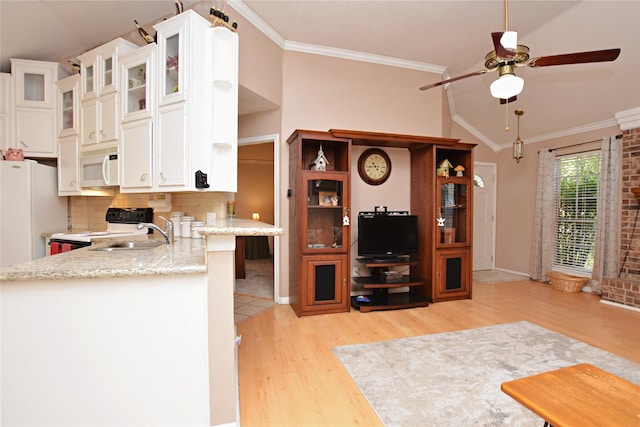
351 258 429 312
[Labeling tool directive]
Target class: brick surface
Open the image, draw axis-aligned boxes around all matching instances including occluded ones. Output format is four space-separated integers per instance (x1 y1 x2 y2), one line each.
606 128 640 308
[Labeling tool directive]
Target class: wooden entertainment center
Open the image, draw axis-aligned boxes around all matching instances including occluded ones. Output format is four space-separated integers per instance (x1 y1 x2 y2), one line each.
287 129 475 316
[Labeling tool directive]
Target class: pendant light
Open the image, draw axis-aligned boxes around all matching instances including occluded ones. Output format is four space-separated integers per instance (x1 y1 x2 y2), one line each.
513 109 524 163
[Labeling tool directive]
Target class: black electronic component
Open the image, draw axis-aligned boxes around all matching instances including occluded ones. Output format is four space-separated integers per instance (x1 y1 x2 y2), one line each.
195 170 210 189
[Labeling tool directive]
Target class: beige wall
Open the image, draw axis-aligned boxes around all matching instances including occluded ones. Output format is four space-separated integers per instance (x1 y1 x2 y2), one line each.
236 143 275 226
449 122 622 275
273 51 443 298
233 12 283 107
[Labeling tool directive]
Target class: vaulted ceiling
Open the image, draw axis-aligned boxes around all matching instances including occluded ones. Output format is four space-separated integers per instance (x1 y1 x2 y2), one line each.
2 1 638 149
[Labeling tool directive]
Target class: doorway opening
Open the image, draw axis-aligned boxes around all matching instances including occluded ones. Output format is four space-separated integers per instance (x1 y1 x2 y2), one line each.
234 134 280 320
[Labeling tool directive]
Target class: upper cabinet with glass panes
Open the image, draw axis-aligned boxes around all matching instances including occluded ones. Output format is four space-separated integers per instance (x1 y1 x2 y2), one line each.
56 74 80 137
11 59 58 109
78 38 138 100
120 43 156 122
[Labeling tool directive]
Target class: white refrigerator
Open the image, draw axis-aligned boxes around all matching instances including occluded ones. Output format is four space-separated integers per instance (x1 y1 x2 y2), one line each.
0 160 68 268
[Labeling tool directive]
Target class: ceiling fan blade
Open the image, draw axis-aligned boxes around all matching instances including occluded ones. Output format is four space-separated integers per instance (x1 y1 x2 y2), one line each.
491 31 517 58
528 48 620 67
419 70 487 91
499 95 517 104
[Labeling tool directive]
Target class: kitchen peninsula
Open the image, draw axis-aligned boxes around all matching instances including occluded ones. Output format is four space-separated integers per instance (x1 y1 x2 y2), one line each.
0 218 283 427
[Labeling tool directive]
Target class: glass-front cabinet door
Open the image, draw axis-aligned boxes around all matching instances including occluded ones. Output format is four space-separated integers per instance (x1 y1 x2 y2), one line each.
155 19 186 105
302 172 348 253
56 74 80 137
163 34 180 98
120 43 155 122
436 177 469 247
11 59 56 108
81 60 95 99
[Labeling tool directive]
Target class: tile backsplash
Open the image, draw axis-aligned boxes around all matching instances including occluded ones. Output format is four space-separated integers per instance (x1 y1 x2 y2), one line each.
70 191 229 231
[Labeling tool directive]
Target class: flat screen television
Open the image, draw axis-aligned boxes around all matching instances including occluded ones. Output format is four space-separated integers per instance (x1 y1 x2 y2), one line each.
357 212 418 260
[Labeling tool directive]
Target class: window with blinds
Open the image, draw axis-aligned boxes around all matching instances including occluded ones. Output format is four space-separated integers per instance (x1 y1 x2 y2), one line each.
553 151 601 274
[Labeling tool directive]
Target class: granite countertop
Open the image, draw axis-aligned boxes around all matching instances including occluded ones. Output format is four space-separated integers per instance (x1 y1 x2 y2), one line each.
1 219 283 283
0 237 207 282
196 218 284 236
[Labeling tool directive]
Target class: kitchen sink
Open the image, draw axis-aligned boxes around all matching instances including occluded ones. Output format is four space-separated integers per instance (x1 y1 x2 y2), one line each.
92 240 166 251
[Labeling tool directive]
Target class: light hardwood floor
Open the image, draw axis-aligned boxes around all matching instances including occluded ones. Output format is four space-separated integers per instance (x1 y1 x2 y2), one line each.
236 280 640 426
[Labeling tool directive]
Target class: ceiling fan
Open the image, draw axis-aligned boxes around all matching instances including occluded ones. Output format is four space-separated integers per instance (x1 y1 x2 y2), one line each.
419 0 621 102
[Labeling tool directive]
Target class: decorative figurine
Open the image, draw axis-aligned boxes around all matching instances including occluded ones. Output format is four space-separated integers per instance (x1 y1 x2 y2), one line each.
438 159 453 177
310 144 329 171
454 165 466 177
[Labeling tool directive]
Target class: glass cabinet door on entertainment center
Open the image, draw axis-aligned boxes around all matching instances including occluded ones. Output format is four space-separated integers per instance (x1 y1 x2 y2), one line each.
303 172 348 252
437 177 469 247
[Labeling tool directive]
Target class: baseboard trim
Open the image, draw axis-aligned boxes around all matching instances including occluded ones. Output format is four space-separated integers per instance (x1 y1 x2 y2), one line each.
600 299 640 313
493 267 530 278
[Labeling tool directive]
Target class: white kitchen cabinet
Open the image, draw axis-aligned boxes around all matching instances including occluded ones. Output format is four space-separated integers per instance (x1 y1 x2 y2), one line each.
55 75 81 195
56 74 80 138
14 108 56 156
209 27 239 192
79 38 137 101
121 43 155 123
58 135 80 195
149 10 238 192
78 38 137 146
80 92 118 145
120 119 153 191
10 59 59 157
12 59 56 108
156 102 187 189
0 73 11 154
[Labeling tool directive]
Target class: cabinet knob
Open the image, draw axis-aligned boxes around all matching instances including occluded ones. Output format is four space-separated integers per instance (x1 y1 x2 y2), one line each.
89 131 95 140
20 140 29 147
69 180 76 187
140 173 147 182
160 172 167 182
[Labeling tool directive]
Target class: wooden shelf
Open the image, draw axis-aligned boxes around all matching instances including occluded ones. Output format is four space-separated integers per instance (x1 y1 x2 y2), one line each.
352 257 427 312
353 275 425 289
350 292 429 313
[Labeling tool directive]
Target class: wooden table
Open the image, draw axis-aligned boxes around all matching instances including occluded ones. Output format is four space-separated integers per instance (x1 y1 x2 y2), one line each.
501 363 640 427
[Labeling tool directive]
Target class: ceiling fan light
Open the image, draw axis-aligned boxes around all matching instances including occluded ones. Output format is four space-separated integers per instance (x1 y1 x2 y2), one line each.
490 73 524 99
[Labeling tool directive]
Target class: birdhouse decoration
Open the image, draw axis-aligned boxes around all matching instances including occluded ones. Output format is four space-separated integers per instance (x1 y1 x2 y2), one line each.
437 159 453 177
310 144 329 171
454 165 465 177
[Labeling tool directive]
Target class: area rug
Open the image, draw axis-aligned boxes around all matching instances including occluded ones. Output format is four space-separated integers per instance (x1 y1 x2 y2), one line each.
333 321 640 426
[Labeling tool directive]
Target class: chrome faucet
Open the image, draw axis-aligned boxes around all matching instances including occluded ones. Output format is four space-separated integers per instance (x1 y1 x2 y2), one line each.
137 216 174 244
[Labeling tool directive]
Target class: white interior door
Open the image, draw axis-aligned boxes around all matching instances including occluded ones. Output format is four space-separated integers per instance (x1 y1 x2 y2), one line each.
473 162 496 271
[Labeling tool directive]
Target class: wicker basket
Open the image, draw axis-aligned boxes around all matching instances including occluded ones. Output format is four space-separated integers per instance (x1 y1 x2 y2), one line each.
547 271 588 293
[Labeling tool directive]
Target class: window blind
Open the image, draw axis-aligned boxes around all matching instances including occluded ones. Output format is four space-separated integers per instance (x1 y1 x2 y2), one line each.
553 151 601 275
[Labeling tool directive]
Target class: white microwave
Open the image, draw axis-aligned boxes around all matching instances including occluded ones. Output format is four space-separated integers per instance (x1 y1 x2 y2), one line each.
79 147 119 187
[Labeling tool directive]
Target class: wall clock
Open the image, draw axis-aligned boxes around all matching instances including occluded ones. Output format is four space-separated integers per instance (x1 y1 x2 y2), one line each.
358 148 391 185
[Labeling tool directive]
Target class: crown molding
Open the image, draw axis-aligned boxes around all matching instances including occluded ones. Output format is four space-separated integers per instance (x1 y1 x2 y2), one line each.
615 107 640 130
452 114 500 152
228 0 285 48
283 41 445 73
228 0 444 73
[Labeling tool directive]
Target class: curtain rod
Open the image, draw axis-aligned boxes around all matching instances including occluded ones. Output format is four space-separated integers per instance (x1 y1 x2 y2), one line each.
547 134 623 152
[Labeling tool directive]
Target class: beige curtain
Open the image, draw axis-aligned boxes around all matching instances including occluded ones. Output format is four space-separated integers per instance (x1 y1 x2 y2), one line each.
530 150 556 281
590 136 621 294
